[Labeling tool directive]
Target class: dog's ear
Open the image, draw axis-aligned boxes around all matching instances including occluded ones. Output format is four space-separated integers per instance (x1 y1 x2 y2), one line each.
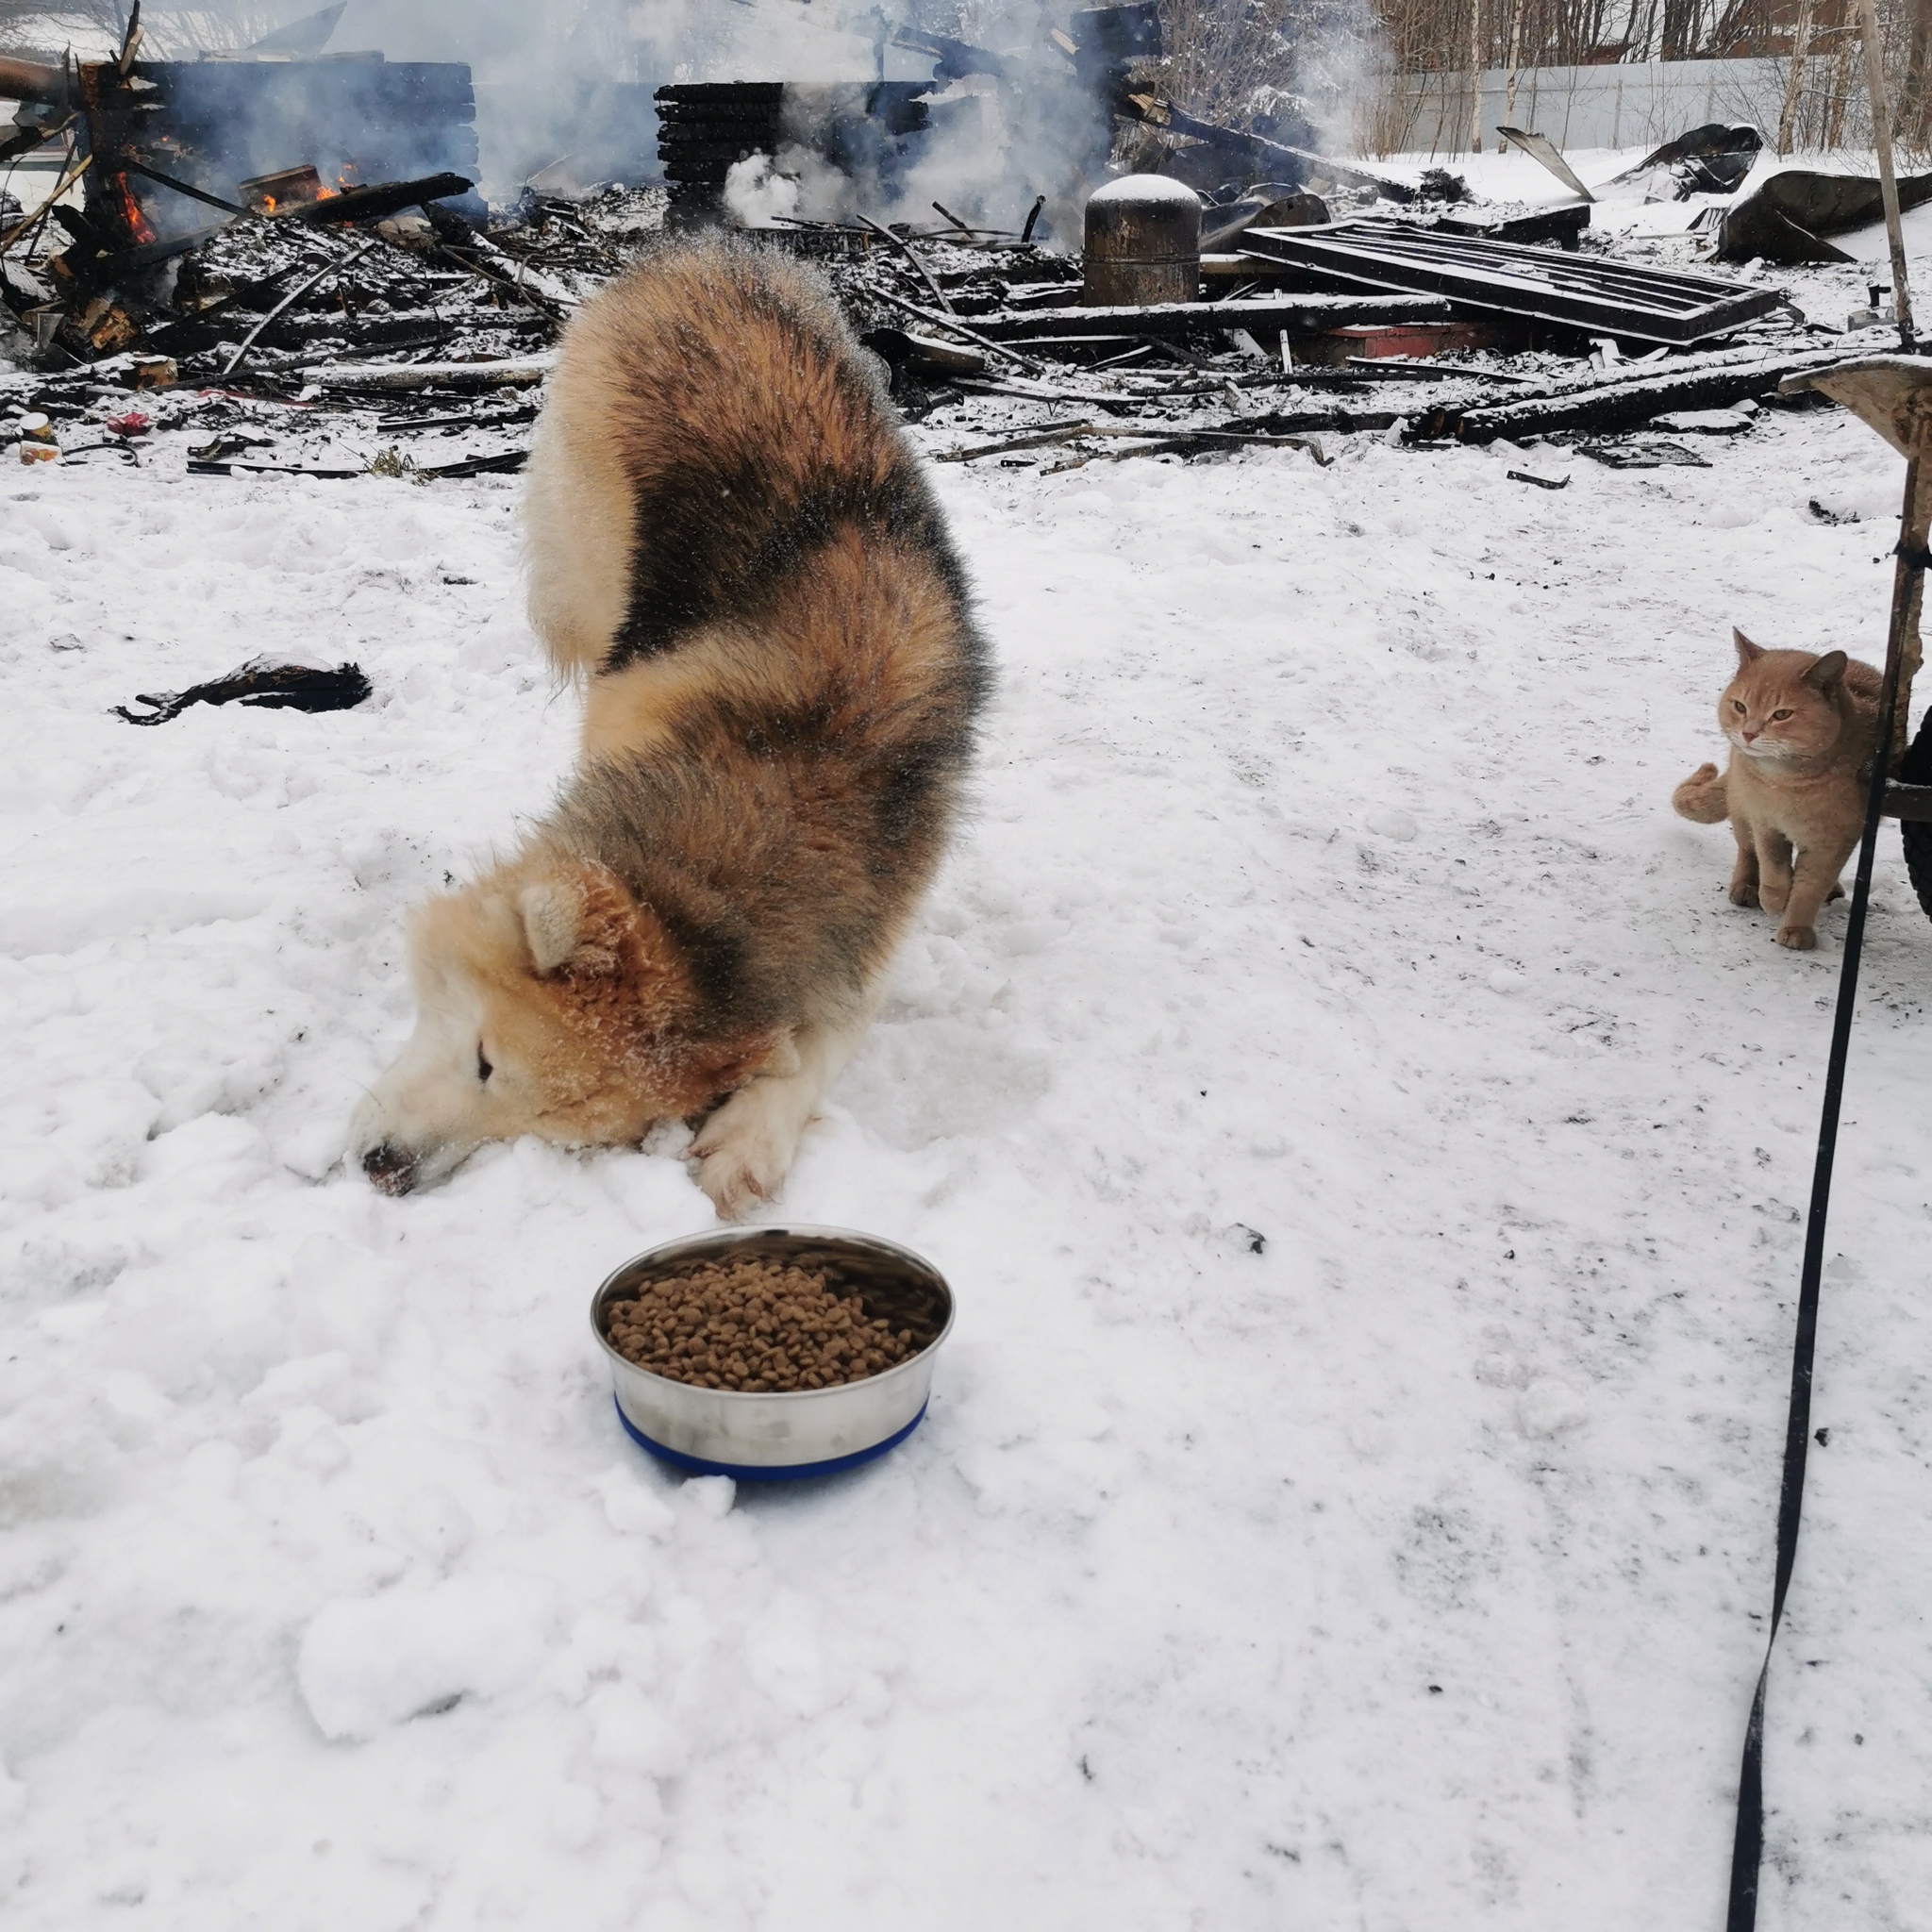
1734 627 1764 664
1804 648 1848 690
519 878 581 974
519 875 625 978
520 868 634 978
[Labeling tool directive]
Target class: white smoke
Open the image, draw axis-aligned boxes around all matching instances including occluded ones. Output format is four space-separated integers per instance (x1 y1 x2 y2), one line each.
320 0 1110 217
723 150 799 225
226 0 1367 224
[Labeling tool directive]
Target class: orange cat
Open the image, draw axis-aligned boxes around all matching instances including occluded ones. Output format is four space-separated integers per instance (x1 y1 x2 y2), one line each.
1673 628 1882 950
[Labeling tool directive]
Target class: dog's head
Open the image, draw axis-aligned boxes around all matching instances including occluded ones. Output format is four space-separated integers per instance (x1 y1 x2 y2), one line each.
349 858 773 1194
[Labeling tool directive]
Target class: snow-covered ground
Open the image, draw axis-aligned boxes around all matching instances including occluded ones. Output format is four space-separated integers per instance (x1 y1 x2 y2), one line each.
6 377 1932 1929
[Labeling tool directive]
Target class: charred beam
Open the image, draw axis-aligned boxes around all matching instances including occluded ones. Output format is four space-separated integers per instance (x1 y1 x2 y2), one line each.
293 172 474 225
1445 347 1852 444
969 292 1457 342
0 55 65 105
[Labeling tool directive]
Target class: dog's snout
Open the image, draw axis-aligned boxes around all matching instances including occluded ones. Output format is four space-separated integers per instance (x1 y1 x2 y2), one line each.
361 1141 418 1194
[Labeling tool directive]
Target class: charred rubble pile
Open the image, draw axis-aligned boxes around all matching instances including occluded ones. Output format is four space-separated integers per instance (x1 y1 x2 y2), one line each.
0 4 1897 483
0 171 656 480
810 175 1849 475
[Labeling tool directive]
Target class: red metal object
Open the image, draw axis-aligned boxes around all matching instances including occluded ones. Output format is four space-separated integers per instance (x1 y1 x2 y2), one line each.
1293 320 1504 365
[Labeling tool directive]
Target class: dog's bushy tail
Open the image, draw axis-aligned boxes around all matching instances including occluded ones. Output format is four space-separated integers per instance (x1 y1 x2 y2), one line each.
1672 761 1728 824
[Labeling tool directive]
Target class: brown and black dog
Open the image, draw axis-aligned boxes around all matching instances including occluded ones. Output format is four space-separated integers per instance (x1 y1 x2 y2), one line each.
350 242 990 1212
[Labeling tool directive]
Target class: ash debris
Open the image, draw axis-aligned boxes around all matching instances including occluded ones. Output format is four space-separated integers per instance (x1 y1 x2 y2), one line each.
0 3 1900 485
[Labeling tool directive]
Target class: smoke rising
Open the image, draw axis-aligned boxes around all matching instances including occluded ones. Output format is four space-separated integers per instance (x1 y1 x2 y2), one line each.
22 0 1375 230
330 0 1127 225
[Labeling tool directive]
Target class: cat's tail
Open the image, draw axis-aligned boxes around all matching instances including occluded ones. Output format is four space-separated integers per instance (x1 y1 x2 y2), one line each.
1672 762 1728 824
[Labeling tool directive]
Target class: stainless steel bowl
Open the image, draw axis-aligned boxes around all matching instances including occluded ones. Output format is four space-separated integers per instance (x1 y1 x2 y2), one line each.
591 1225 955 1481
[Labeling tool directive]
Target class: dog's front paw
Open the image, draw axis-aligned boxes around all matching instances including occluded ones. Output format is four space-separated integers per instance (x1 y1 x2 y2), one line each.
690 1086 800 1219
1729 881 1760 908
1776 923 1817 951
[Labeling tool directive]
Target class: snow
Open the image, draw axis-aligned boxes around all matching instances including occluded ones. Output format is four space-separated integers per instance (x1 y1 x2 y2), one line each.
6 377 1932 1928
298 1574 559 1741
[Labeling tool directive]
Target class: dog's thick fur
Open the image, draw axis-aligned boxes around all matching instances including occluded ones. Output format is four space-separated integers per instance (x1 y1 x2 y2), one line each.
350 243 989 1210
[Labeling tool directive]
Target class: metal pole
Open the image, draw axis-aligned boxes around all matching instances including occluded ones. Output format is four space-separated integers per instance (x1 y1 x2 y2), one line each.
1857 0 1917 349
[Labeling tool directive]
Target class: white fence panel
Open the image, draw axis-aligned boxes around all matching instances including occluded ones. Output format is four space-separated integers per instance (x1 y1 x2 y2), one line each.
1381 58 1828 157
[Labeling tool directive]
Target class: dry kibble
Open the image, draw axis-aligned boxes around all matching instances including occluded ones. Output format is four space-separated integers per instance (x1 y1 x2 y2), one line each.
603 1256 925 1392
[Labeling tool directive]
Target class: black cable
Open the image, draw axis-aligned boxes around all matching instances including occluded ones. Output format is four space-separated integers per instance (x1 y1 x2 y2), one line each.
1724 559 1913 1930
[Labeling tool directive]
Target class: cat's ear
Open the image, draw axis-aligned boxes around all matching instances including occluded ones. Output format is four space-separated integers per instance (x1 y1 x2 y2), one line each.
1804 649 1849 690
1733 628 1765 665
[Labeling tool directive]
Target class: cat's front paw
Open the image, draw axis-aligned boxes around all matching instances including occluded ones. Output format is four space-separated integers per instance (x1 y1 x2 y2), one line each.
1776 924 1817 951
1729 882 1760 908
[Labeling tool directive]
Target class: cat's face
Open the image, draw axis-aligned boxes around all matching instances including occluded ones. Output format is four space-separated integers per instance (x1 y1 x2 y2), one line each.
1720 631 1850 761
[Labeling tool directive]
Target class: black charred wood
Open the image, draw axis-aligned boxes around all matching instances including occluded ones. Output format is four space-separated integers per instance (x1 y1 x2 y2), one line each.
969 292 1456 341
116 657 372 724
0 54 65 103
417 447 529 477
1446 347 1852 444
295 173 474 225
1434 204 1591 249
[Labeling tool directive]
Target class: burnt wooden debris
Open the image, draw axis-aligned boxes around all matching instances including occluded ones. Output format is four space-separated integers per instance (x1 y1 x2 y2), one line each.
968 291 1456 341
0 11 1878 495
1442 346 1848 444
116 657 373 724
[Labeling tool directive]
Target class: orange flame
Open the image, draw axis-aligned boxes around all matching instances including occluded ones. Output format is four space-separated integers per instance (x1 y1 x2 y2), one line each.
108 171 156 246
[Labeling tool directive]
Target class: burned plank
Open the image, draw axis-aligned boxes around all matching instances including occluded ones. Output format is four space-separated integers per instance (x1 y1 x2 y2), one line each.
375 402 541 433
859 326 987 378
187 458 368 478
1273 356 1535 385
300 356 556 391
1239 218 1783 345
1239 402 1407 435
223 237 378 375
292 172 475 226
416 447 529 478
1041 426 1331 473
1445 346 1850 444
1434 204 1591 250
1115 93 1425 205
968 292 1457 343
861 287 1051 373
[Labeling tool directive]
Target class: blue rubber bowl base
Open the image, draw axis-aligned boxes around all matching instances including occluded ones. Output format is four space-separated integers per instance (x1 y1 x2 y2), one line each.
612 1395 928 1481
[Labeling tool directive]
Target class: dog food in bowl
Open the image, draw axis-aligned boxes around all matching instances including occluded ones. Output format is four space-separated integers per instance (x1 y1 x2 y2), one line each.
592 1227 956 1479
601 1254 922 1391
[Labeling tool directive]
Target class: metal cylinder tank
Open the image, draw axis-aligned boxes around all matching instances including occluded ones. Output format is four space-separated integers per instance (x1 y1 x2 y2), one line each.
1083 175 1202 307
